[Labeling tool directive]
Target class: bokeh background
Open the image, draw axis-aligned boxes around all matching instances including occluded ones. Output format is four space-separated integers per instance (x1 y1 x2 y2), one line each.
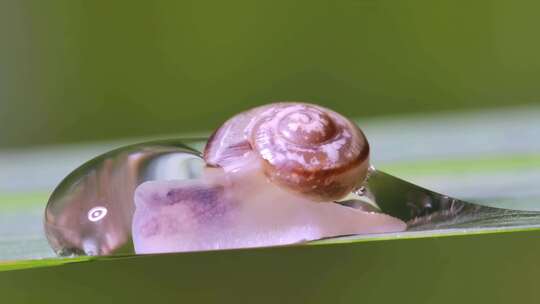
2 0 539 147
2 2 540 303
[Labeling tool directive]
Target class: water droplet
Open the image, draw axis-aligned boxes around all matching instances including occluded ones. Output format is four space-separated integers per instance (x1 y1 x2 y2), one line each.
354 186 367 196
44 139 205 256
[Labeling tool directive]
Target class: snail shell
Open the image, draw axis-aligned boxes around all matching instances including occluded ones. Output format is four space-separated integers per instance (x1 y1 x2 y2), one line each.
204 102 370 201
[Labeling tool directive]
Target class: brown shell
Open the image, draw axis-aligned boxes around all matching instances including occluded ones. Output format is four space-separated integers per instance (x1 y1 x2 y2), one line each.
203 102 370 201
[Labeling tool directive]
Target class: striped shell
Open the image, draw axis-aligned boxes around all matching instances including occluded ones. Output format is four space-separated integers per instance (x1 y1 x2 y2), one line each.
204 102 370 201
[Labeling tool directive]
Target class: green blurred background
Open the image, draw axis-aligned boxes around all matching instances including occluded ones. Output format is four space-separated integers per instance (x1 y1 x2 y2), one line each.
2 0 539 147
2 2 540 303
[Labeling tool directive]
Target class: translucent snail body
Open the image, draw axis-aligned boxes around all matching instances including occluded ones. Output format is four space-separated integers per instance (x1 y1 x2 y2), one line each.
132 102 404 254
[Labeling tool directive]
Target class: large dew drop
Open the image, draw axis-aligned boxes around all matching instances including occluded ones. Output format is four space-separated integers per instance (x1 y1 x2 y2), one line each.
44 140 205 256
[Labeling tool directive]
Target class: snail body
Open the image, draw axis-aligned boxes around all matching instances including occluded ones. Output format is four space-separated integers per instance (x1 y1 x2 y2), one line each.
132 101 405 254
133 164 405 254
204 102 370 201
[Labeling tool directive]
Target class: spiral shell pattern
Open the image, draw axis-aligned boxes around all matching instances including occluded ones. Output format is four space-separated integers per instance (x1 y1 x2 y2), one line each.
204 102 370 201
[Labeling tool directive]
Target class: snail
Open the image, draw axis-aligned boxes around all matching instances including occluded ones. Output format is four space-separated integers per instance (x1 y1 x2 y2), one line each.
132 102 405 254
44 101 405 256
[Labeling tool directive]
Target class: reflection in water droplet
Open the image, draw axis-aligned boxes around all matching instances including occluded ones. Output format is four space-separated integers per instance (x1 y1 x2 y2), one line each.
87 206 108 222
44 139 205 256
